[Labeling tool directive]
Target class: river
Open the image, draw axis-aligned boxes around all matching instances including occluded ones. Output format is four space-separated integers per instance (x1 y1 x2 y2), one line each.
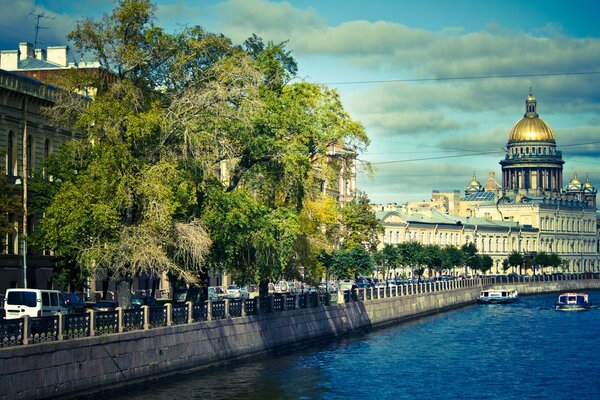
105 290 600 400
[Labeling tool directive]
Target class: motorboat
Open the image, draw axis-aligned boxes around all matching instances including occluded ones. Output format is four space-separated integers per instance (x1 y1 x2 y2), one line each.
478 289 518 304
554 292 590 311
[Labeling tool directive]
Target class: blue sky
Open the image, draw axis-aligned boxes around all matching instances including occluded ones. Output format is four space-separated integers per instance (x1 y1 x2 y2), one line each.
2 0 599 204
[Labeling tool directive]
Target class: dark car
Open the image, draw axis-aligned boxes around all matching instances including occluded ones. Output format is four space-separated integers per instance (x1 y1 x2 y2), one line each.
63 293 86 314
131 295 158 308
92 301 118 311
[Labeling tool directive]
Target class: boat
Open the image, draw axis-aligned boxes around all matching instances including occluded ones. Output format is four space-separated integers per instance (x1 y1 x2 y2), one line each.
554 292 591 311
478 289 518 304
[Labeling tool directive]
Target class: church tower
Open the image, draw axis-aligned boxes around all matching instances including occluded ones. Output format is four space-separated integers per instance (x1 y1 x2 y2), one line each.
499 90 564 193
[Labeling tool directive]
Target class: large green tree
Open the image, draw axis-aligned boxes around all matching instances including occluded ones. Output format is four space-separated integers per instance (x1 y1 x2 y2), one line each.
34 0 370 302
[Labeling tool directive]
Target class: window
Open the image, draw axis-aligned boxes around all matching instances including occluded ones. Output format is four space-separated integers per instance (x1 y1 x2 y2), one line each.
7 131 15 176
42 291 50 306
26 135 33 177
50 293 58 307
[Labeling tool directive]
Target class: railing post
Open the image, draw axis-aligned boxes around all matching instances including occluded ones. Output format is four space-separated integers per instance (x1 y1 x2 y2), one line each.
295 294 300 309
241 298 247 317
142 305 150 329
186 301 193 324
269 296 274 312
116 307 124 333
165 303 173 326
337 290 344 304
22 315 29 345
255 297 261 315
88 310 96 336
282 294 288 311
224 299 230 318
57 312 64 340
207 301 213 321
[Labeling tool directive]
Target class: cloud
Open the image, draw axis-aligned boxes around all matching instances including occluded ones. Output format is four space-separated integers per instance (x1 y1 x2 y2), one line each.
0 0 80 49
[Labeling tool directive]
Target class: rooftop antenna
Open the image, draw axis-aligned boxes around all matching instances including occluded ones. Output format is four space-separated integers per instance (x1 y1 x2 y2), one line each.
27 12 54 48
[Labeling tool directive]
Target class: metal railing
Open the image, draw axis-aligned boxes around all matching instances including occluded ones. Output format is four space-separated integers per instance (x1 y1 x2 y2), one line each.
1 274 595 348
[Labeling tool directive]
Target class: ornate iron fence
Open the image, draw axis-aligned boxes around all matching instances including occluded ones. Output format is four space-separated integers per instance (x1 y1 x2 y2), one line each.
228 300 242 318
172 304 189 325
212 301 226 319
286 295 296 310
273 296 283 312
95 311 119 335
123 308 144 331
245 298 257 315
192 303 207 322
65 313 90 338
149 306 167 328
0 318 23 347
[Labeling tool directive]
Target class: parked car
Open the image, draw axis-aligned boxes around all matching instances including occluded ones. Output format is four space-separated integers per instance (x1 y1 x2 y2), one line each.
131 295 158 308
63 292 86 314
226 285 249 299
4 289 68 319
92 301 118 312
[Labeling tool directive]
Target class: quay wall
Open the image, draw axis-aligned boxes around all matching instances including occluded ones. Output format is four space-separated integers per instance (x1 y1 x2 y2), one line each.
1 279 598 399
490 279 600 295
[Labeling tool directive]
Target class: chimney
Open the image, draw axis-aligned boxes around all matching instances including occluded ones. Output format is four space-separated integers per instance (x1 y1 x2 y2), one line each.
19 42 34 60
35 48 46 61
0 50 19 70
47 45 69 67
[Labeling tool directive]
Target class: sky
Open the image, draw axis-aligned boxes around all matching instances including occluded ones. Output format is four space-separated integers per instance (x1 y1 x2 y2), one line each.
1 0 599 205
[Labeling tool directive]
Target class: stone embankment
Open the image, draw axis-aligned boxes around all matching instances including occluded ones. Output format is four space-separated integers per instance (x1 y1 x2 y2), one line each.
1 278 598 399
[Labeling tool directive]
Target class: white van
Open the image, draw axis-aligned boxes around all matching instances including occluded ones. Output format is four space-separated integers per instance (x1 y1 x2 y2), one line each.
4 289 68 319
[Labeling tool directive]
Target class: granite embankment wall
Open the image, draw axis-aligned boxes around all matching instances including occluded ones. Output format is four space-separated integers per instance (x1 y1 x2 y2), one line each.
1 279 598 399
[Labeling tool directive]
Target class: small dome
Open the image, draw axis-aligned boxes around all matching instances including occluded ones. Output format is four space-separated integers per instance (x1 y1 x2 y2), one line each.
584 176 595 192
508 91 555 143
566 173 582 191
465 173 483 194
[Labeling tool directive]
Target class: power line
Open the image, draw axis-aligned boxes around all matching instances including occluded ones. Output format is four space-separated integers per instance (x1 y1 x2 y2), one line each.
323 71 600 86
364 141 600 165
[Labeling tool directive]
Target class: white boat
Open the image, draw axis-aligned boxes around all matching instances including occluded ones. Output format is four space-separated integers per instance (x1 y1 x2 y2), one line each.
554 292 591 311
478 289 518 304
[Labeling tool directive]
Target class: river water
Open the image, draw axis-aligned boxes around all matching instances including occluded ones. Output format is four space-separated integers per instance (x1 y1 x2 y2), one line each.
107 291 600 400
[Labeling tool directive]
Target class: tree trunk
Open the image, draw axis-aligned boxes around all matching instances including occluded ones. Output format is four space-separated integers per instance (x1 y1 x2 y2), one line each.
116 277 133 309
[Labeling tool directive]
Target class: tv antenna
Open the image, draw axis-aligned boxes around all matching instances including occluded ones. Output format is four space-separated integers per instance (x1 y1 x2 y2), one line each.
27 12 54 48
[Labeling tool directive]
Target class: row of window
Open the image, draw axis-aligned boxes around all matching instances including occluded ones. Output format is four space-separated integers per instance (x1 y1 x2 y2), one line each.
5 131 53 176
539 217 595 233
510 146 556 156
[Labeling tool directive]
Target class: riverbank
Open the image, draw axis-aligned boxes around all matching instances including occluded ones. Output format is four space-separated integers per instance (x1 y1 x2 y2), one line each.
2 278 599 400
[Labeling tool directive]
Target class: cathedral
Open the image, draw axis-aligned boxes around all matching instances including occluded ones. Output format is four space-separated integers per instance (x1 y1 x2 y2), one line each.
377 91 598 275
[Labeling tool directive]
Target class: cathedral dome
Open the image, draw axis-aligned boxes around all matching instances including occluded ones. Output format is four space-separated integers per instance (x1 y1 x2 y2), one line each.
584 176 595 193
508 91 555 143
566 173 582 191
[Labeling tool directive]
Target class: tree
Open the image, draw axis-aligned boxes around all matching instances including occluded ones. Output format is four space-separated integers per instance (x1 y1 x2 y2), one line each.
338 192 382 253
423 244 444 277
397 241 424 281
461 242 478 277
534 251 550 275
0 151 21 241
330 246 374 280
442 245 463 276
474 255 494 275
34 0 370 303
506 251 524 274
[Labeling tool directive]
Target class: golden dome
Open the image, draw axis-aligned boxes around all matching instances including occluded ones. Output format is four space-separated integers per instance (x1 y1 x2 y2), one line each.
508 90 555 142
584 177 594 189
569 173 581 186
509 117 555 142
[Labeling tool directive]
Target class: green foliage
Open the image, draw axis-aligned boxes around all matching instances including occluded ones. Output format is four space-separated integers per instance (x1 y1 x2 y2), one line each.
0 152 21 237
506 251 524 272
330 246 374 279
339 193 382 252
33 0 370 292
